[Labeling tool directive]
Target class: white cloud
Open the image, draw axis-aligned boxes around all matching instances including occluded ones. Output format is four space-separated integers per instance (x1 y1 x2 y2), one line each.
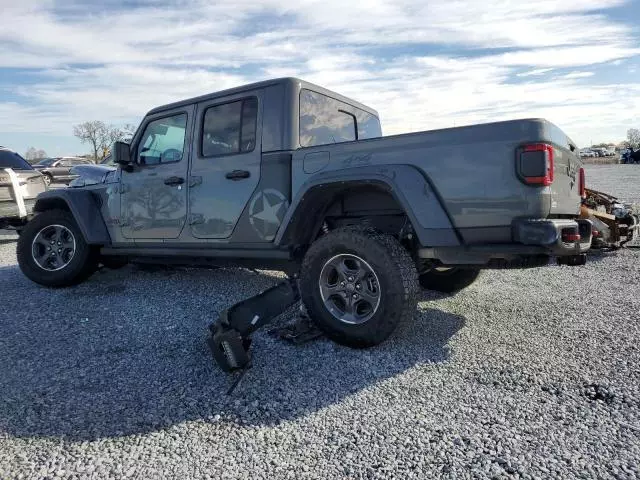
562 71 595 79
0 0 639 150
517 68 554 77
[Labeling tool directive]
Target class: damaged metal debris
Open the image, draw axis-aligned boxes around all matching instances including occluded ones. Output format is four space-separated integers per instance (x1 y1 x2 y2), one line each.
581 188 640 249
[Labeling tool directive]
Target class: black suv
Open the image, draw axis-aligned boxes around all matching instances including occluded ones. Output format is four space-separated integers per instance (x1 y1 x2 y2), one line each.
33 157 93 186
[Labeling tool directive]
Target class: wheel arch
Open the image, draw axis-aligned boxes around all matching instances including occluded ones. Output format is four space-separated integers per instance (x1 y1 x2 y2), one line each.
275 165 461 249
34 190 111 245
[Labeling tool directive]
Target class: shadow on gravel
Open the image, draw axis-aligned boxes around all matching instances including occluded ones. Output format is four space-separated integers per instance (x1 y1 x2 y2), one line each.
0 264 465 441
585 250 621 264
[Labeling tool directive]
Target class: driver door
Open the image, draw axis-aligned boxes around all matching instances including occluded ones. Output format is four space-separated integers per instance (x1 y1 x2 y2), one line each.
121 106 194 240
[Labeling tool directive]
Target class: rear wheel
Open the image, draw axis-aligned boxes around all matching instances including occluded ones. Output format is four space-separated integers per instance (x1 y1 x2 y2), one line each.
17 209 98 287
419 267 480 293
300 227 419 348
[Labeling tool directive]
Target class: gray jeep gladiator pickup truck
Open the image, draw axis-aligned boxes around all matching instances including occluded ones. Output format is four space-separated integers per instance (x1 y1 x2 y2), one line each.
17 77 590 349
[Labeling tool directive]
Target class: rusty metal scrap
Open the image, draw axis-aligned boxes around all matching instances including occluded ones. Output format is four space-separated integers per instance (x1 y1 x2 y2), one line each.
581 188 640 248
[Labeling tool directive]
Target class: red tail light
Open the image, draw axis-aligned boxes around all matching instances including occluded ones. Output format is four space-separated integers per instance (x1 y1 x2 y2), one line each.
579 167 585 198
517 143 554 186
561 228 581 242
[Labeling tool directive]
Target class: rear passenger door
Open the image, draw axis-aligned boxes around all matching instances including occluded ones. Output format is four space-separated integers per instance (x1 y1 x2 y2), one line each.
188 91 263 239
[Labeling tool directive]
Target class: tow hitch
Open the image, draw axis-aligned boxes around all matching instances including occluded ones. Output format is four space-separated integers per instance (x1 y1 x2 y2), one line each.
208 277 302 372
557 254 587 266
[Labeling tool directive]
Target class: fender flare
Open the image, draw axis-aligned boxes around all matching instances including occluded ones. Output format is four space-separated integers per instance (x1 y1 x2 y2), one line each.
275 164 461 247
34 190 111 245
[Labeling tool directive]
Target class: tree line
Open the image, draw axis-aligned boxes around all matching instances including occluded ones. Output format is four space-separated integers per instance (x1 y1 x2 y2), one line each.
23 121 137 164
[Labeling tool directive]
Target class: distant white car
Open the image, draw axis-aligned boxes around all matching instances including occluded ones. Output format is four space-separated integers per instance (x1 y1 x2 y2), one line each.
580 149 596 158
0 146 48 229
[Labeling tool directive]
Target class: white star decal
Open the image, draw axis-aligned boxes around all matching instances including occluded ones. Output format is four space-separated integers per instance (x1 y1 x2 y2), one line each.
250 192 286 239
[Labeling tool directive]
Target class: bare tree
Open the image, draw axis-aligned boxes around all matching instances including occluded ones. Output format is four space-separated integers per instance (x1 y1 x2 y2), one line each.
627 128 640 150
74 121 138 161
23 147 48 163
24 147 37 161
122 123 137 141
73 121 106 163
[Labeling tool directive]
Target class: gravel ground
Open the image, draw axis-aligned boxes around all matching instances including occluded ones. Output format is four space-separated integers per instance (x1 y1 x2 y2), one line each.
584 164 640 205
1 167 639 479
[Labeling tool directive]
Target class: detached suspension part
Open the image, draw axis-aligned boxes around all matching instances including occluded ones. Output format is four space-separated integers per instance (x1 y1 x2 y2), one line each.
208 277 301 372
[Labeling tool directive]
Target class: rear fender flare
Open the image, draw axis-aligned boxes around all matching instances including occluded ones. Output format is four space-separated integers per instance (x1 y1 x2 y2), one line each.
33 190 110 245
275 165 460 247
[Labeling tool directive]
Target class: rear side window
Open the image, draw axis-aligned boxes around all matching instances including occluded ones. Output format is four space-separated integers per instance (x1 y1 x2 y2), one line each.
201 97 258 157
299 89 381 147
0 150 33 170
355 110 382 140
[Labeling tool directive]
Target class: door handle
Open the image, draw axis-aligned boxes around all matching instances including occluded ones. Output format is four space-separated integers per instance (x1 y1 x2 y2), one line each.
164 176 185 186
225 170 250 180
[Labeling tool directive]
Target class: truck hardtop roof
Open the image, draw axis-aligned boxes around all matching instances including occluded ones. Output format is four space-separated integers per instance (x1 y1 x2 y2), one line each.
147 77 379 117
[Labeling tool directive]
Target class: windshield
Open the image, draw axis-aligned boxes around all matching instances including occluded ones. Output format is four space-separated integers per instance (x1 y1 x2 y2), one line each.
0 150 33 170
35 158 56 167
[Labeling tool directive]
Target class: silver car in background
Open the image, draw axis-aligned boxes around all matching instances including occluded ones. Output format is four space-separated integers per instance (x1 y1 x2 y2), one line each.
0 146 48 229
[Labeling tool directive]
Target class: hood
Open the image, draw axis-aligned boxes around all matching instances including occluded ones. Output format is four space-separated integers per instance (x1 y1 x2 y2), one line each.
69 164 117 187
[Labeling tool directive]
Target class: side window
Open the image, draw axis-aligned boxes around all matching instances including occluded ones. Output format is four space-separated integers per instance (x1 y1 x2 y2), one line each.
299 89 357 147
201 97 258 157
355 110 382 140
137 113 187 165
60 159 74 167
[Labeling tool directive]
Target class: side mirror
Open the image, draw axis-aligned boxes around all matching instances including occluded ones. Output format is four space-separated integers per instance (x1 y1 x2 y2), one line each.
113 141 132 166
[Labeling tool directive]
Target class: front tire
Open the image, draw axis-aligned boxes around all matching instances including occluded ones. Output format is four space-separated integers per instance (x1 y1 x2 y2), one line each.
42 173 52 187
419 267 480 293
17 209 98 287
300 227 419 348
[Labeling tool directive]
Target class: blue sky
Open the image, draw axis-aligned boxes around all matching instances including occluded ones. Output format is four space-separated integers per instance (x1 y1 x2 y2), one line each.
1 0 640 157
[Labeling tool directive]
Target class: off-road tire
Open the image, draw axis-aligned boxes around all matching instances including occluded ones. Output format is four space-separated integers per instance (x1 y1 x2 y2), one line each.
17 209 98 287
419 267 480 293
300 226 419 348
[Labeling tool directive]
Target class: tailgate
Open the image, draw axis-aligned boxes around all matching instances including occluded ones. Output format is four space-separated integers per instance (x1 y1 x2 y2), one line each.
0 172 13 201
0 170 46 203
550 142 582 217
516 121 583 217
16 171 47 199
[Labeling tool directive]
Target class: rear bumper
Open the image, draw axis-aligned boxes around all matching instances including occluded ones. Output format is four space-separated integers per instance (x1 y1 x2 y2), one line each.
418 218 592 267
513 218 592 255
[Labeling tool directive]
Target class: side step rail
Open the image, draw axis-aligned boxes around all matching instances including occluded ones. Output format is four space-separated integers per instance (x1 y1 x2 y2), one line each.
208 277 301 372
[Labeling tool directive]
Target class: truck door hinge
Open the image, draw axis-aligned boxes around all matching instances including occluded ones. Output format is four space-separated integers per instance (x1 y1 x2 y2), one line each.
119 183 130 194
189 176 203 188
189 213 204 225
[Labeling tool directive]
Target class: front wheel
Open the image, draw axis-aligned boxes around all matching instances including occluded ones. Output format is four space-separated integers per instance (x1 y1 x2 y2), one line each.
42 173 52 187
300 227 419 348
419 267 480 293
17 209 98 287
